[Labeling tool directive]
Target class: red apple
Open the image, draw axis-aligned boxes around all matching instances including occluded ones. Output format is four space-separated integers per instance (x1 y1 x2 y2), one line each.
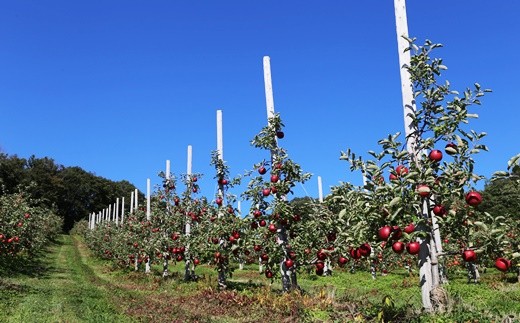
338 256 349 266
359 243 371 257
265 269 273 278
462 249 476 262
395 165 409 176
258 166 267 175
432 205 446 216
378 226 392 240
317 250 327 261
391 226 402 240
262 188 271 197
315 261 325 270
253 209 262 218
417 184 431 198
261 253 269 262
270 174 279 183
392 241 405 254
404 223 415 234
192 176 198 182
465 191 482 207
285 259 294 268
259 219 267 227
406 242 420 255
215 197 223 206
193 258 200 266
276 131 284 139
268 223 277 233
349 248 362 259
389 173 398 181
429 149 443 162
495 257 511 272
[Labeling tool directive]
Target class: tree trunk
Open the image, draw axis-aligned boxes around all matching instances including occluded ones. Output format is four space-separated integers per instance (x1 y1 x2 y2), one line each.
162 256 169 278
278 225 298 292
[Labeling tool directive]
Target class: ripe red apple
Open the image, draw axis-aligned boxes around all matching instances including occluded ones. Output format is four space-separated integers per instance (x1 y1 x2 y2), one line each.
317 250 327 261
261 253 269 262
406 242 420 255
465 191 482 207
392 241 405 254
462 249 477 262
253 209 262 218
378 226 392 240
193 258 200 266
349 248 362 259
270 186 278 194
254 245 262 252
395 165 409 176
417 184 431 198
133 242 139 248
270 174 279 183
192 187 198 193
228 236 236 243
432 205 446 216
268 223 277 233
192 176 198 182
258 166 267 175
265 269 273 278
276 131 284 139
232 231 240 239
214 252 222 259
289 251 297 259
215 197 223 206
389 173 398 181
24 213 31 219
445 142 458 155
219 178 228 185
285 259 294 268
391 226 402 240
259 219 267 227
338 256 349 266
495 257 511 272
404 223 415 234
359 243 371 257
315 261 325 270
262 188 271 197
429 149 443 162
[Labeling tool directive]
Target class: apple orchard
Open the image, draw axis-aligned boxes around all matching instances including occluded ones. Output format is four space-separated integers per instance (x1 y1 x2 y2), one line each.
77 39 520 313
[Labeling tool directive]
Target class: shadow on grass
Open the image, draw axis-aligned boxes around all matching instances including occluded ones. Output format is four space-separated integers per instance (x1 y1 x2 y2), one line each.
0 238 64 279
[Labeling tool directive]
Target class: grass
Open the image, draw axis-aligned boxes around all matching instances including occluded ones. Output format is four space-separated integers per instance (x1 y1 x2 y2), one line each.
2 236 520 322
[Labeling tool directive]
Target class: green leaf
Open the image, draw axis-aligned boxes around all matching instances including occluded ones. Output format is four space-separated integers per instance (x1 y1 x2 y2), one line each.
389 197 401 208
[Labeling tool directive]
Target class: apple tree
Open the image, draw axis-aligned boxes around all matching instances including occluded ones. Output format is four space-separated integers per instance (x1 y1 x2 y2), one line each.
335 39 492 311
242 113 311 292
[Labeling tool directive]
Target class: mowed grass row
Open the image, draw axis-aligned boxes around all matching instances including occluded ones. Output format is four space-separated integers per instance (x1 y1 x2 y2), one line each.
2 235 520 322
0 235 127 322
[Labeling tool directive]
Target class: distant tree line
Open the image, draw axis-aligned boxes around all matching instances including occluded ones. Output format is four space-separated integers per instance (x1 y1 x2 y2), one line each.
0 153 142 232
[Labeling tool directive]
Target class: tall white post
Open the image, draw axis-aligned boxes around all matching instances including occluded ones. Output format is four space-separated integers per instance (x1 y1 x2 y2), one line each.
146 178 151 221
115 198 120 225
394 0 417 156
134 188 138 211
186 145 192 235
166 160 171 180
216 110 224 160
263 56 276 120
121 197 125 225
318 176 324 203
130 191 134 214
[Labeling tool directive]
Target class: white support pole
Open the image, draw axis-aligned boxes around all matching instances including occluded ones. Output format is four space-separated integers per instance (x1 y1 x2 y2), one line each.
130 191 134 214
166 160 171 180
394 0 417 156
318 176 324 203
186 145 192 235
146 178 151 221
216 110 224 161
134 188 138 211
121 197 125 225
113 203 116 222
263 56 276 121
115 198 119 226
102 208 106 222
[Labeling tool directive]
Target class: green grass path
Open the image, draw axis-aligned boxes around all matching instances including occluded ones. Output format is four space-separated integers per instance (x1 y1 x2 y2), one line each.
0 235 128 322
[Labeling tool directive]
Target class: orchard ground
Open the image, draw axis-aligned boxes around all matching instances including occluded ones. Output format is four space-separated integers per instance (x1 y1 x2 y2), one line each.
1 234 519 322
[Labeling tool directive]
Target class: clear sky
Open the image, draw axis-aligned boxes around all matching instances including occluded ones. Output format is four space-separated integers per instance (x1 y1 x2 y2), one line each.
1 1 519 206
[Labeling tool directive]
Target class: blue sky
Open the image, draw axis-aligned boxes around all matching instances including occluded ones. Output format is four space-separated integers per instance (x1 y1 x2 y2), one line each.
1 1 519 206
